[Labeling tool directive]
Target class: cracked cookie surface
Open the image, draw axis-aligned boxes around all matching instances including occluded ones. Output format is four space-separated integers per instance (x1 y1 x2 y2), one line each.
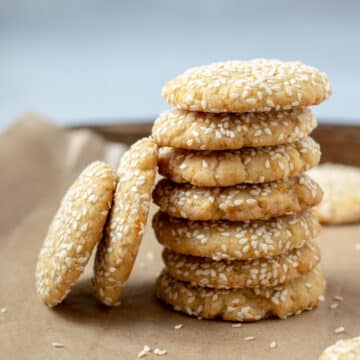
156 268 325 321
162 242 320 289
153 108 317 150
153 210 320 260
158 136 320 187
153 175 323 221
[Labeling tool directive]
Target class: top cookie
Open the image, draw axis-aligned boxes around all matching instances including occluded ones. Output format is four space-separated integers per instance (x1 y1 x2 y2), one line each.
162 60 331 113
94 137 158 306
36 161 117 307
153 108 317 150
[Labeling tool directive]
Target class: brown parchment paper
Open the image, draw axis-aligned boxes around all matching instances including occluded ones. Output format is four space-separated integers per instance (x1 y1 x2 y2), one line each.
0 114 359 360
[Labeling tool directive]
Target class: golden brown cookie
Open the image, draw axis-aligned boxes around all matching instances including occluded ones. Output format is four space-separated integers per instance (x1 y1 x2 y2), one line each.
156 268 325 321
153 210 320 260
308 163 360 224
319 337 360 360
153 108 317 150
94 137 158 306
152 175 323 221
35 161 117 307
163 242 320 289
158 137 320 187
162 60 331 113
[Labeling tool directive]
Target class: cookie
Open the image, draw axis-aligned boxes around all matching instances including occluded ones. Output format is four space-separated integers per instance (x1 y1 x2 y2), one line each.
319 337 360 360
153 210 320 260
162 242 320 289
35 161 117 307
156 268 325 321
158 136 320 187
308 163 360 224
162 60 331 113
152 175 323 221
153 108 317 150
94 137 158 306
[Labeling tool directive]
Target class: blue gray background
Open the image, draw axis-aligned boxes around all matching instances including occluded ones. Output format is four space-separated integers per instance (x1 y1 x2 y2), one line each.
1 0 359 129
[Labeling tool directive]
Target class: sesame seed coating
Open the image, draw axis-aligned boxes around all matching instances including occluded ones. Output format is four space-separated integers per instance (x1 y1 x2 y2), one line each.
158 137 320 187
94 137 158 306
35 161 117 307
319 336 360 360
152 175 323 221
162 60 331 113
155 268 325 321
309 163 360 224
162 241 320 289
153 210 320 260
153 108 317 150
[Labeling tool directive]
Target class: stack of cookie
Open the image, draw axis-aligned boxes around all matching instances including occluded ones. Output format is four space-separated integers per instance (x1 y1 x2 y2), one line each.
152 60 332 321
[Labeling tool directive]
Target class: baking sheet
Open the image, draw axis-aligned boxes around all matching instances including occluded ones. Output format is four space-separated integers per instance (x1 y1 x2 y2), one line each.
0 114 359 360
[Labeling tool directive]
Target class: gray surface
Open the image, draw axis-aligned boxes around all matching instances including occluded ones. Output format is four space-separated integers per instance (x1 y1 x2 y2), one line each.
1 0 359 129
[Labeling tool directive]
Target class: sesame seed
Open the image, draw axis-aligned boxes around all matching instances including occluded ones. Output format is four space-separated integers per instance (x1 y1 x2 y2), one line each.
138 345 151 358
153 348 167 356
51 342 64 348
270 341 277 349
231 323 242 328
329 303 339 309
334 326 345 334
244 336 256 341
0 307 7 313
355 243 360 251
333 295 344 302
174 324 183 330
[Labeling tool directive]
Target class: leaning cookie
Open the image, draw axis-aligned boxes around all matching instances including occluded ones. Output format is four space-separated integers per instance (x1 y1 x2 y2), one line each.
319 337 360 360
158 137 320 187
162 60 331 113
156 268 325 321
308 163 360 224
153 210 320 260
153 175 323 221
35 161 117 307
153 108 317 150
94 137 158 306
163 242 320 289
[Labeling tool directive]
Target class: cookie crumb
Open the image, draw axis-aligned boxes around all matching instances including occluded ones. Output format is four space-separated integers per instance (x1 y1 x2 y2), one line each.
51 342 64 348
138 345 151 358
174 324 183 330
334 326 345 334
318 295 325 302
231 323 242 328
270 341 277 349
244 336 256 341
153 348 167 356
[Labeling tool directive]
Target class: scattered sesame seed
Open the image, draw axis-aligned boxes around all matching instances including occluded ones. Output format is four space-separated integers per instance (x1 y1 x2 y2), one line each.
244 336 256 341
355 243 360 251
329 303 339 309
51 342 64 348
0 307 7 313
334 326 345 334
333 295 344 302
174 324 183 330
153 348 167 356
318 295 325 302
270 341 277 349
232 323 242 328
138 345 151 358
